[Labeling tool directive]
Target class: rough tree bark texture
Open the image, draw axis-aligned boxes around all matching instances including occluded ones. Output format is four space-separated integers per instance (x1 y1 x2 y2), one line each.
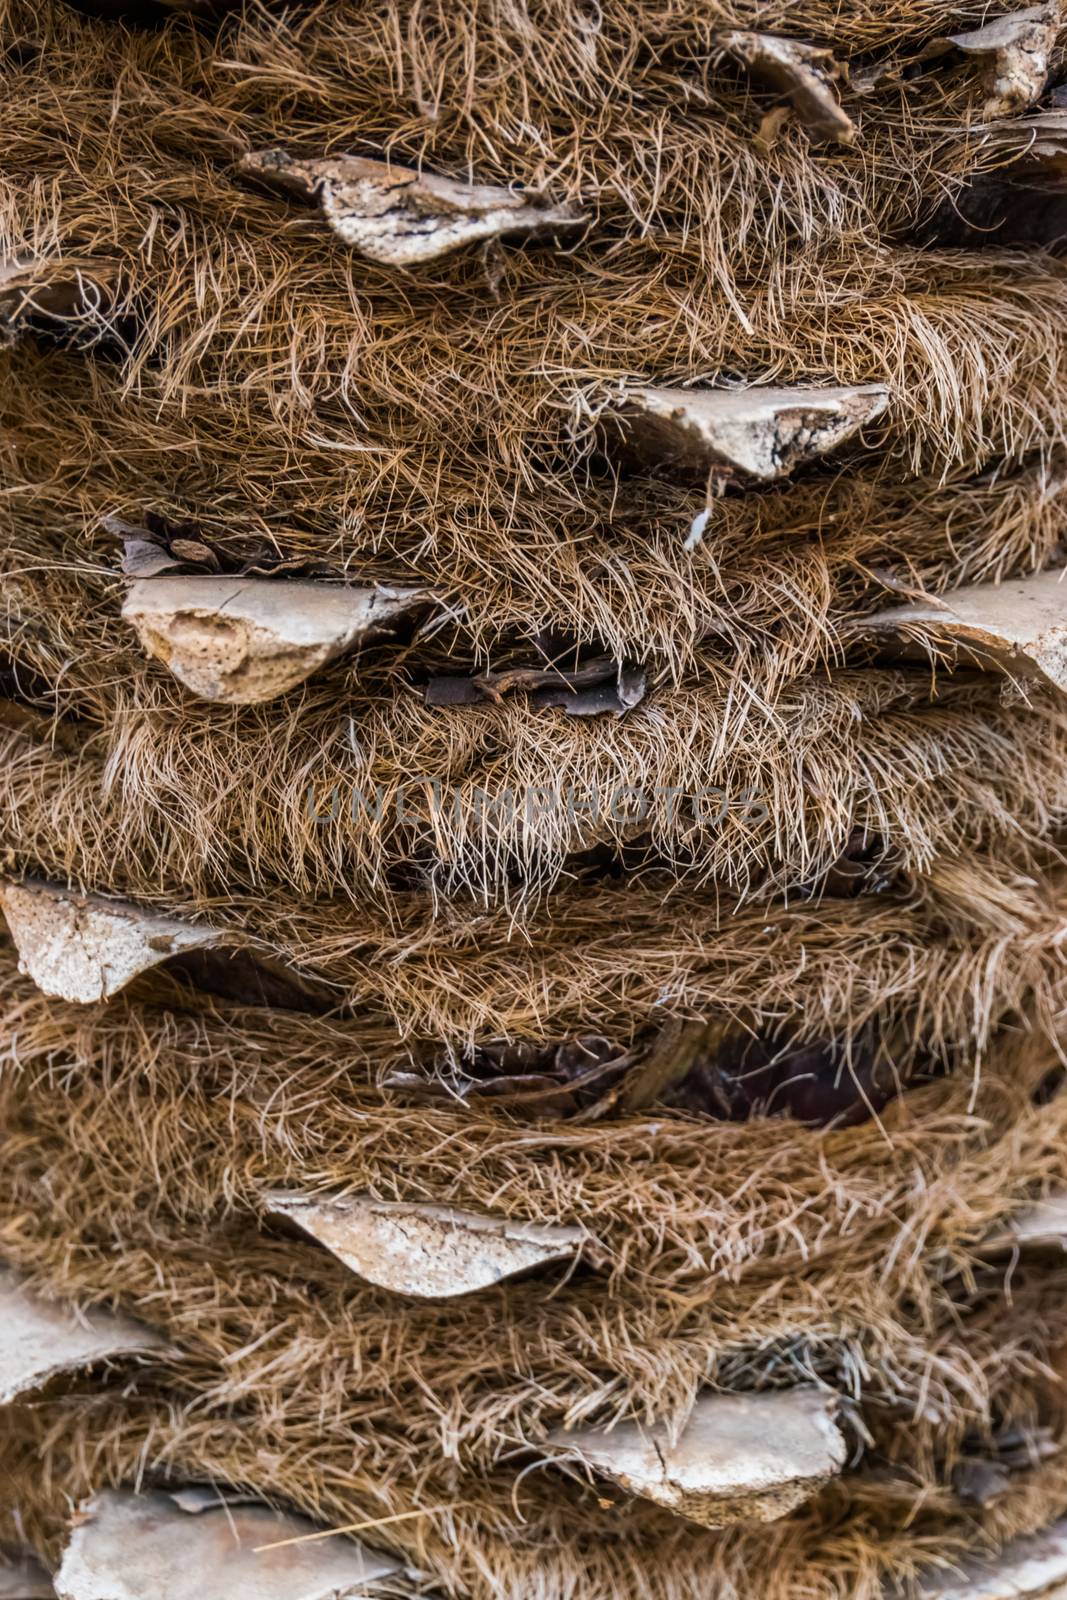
2 2 1067 1599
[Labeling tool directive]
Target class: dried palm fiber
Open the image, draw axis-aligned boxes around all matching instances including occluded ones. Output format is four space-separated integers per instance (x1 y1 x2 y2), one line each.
0 845 1064 1073
2 356 1067 684
4 0 1067 1597
5 1013 1067 1599
2 0 1066 318
6 595 1067 901
3 248 1067 656
5 502 1067 904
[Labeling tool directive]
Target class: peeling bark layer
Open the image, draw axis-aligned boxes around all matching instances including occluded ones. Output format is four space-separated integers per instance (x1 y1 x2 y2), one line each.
980 1194 1067 1254
944 6 1057 119
239 150 585 266
602 384 888 483
0 880 224 1004
855 569 1067 692
122 576 425 703
545 1387 846 1528
917 1515 1067 1597
265 1191 587 1298
926 110 1067 248
54 1491 405 1600
0 1268 164 1404
715 31 855 143
0 1554 54 1599
0 259 117 347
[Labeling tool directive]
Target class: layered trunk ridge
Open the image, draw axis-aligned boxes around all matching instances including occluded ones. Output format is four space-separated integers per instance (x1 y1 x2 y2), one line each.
2 1 1067 1597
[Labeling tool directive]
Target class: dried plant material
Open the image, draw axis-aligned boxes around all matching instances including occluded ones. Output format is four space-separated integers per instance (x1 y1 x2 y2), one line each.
425 657 646 717
926 111 1067 248
239 150 585 267
0 1268 164 1404
386 1036 634 1119
952 1460 1012 1505
714 31 855 144
0 259 116 348
945 6 1057 119
854 569 1067 693
917 1516 1067 1597
620 1017 718 1111
165 1488 261 1515
980 1193 1067 1252
800 831 899 899
984 109 1067 174
952 1425 1059 1505
119 539 186 578
121 576 425 703
0 1553 54 1600
54 1491 405 1600
66 0 237 13
0 880 224 1004
602 384 888 484
264 1192 587 1298
545 1387 846 1527
656 1031 904 1127
104 512 335 581
0 880 331 1011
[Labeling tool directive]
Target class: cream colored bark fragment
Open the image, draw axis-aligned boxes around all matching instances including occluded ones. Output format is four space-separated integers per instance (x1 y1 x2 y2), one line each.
0 1268 164 1404
264 1192 586 1298
54 1491 405 1600
0 1555 54 1599
0 880 223 1004
545 1387 846 1528
239 150 585 266
715 31 855 143
856 569 1067 693
122 576 424 703
606 383 888 482
980 1194 1067 1254
947 5 1058 119
918 1515 1067 1597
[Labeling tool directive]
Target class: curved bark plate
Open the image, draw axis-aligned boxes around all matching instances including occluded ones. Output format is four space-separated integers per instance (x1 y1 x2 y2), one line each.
916 1515 1067 1597
264 1191 587 1298
603 384 888 483
946 6 1057 118
0 1268 164 1404
239 150 585 266
122 575 425 703
980 1194 1067 1254
0 880 223 1004
854 569 1067 693
545 1387 846 1527
715 31 854 143
55 1491 406 1600
0 1553 54 1599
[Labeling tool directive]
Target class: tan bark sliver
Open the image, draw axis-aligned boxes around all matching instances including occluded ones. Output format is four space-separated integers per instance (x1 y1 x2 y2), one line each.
545 1387 846 1527
265 1191 587 1298
54 1491 406 1600
122 575 425 703
240 150 585 266
0 1268 165 1405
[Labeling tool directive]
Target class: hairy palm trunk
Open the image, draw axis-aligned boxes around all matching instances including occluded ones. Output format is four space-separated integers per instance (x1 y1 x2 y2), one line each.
2 2 1067 1597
